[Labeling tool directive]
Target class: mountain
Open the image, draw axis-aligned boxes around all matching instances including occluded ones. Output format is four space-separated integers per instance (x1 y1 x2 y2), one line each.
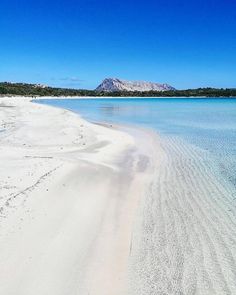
95 78 175 92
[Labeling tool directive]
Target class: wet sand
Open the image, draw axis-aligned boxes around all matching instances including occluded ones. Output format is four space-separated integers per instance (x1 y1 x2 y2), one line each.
127 135 236 294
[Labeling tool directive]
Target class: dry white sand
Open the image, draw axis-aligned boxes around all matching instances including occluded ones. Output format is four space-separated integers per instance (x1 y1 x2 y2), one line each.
0 98 154 295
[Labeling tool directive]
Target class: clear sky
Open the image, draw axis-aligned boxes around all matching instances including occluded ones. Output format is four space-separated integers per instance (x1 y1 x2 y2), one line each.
1 0 236 90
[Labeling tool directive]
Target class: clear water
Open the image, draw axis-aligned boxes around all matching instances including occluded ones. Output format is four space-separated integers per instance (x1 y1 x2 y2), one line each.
38 98 236 188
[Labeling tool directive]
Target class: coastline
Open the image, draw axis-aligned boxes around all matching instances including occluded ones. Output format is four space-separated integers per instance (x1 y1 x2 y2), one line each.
1 97 236 294
1 95 236 100
0 97 156 294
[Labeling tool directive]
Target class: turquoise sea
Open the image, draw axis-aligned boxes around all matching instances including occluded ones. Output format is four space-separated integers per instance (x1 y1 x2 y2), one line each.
39 98 236 190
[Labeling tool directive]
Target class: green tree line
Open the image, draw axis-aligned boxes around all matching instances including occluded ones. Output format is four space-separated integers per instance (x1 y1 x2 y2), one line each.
1 82 236 97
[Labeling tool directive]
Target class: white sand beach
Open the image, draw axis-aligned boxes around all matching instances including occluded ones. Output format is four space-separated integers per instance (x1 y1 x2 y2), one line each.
0 98 155 295
1 98 236 295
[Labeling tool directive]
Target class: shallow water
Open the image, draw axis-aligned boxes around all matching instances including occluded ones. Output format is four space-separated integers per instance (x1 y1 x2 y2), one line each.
38 97 236 294
38 98 236 189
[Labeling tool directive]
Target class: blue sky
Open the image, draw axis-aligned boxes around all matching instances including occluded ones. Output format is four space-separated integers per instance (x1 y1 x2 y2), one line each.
0 0 236 89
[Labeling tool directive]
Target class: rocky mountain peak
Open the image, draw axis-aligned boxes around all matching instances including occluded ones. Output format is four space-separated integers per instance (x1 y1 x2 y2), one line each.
96 78 175 92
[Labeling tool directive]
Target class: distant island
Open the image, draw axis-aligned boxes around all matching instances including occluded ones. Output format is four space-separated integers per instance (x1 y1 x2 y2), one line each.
96 78 176 92
0 79 236 97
